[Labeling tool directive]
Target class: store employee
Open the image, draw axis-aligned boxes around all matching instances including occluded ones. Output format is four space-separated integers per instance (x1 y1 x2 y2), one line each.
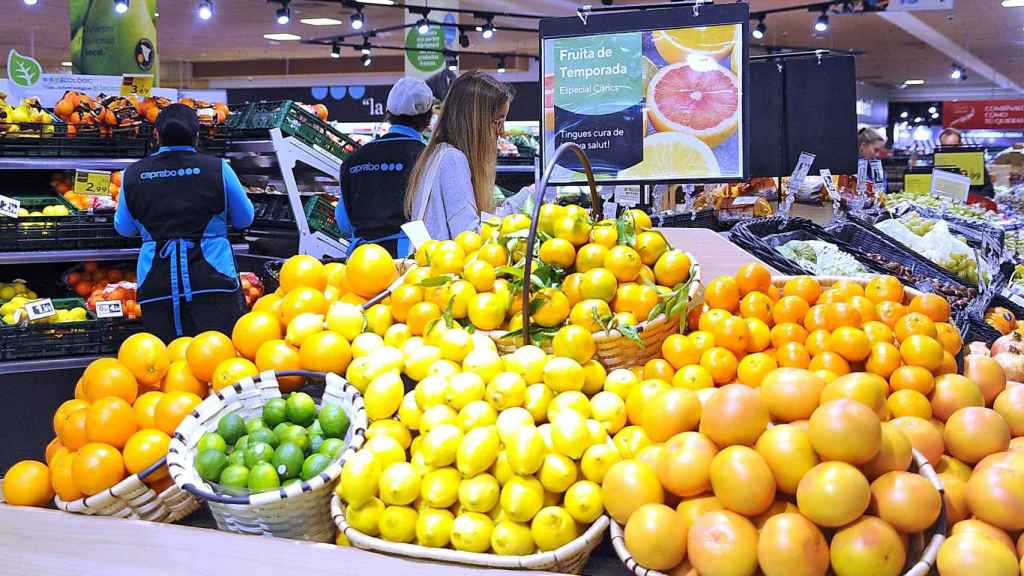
336 77 435 256
115 104 254 342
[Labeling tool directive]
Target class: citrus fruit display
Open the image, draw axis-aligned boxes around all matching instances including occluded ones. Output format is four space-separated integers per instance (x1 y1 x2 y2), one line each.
646 60 741 149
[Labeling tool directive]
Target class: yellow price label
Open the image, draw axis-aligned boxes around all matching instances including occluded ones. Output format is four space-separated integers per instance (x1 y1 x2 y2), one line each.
904 173 931 195
934 151 985 187
120 74 154 98
74 170 112 196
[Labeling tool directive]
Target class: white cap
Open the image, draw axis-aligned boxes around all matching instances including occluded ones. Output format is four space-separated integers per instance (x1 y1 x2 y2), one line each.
386 77 435 116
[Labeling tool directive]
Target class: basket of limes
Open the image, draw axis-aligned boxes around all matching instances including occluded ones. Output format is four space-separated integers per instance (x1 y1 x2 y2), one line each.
167 370 367 542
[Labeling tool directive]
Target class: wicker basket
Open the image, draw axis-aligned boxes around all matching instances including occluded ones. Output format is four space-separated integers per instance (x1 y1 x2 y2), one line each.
610 449 946 576
167 370 367 542
332 494 608 574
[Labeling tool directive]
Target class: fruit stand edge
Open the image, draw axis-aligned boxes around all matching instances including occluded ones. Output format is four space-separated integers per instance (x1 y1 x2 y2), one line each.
655 228 779 278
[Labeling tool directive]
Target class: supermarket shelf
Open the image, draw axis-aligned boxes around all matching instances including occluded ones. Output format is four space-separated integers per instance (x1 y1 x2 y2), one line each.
0 157 138 170
0 243 250 265
0 355 99 375
497 164 536 174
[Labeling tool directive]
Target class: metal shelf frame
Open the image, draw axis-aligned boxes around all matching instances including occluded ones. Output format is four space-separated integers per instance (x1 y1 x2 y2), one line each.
0 243 249 265
0 158 137 171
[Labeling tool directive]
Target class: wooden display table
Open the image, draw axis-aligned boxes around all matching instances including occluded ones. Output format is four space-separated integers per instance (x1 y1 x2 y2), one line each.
0 229 769 576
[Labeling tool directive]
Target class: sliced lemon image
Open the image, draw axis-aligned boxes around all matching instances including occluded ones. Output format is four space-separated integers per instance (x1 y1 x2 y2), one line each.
618 132 721 180
652 24 739 64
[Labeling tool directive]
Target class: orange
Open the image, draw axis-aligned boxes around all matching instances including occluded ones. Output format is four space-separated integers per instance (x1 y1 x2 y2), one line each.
580 268 618 302
279 286 329 326
734 263 772 296
407 301 442 336
279 254 327 293
700 346 739 385
463 260 496 293
72 443 125 496
654 250 692 287
689 331 716 357
346 244 398 298
642 388 701 442
847 295 878 323
673 365 714 390
455 230 482 255
808 351 850 376
74 379 85 400
252 294 282 315
890 365 935 395
736 352 777 388
231 311 283 360
739 292 773 324
133 391 164 429
865 275 904 304
3 460 54 507
53 398 89 437
829 326 871 362
767 284 782 302
711 315 750 357
299 330 352 374
643 358 676 384
45 438 64 466
755 425 820 494
803 305 829 332
561 272 584 306
570 299 612 332
430 240 465 275
324 262 348 290
825 302 861 331
887 389 932 419
153 391 202 436
770 322 808 349
635 231 669 267
624 503 688 570
909 293 950 322
613 283 659 321
162 360 207 397
477 242 509 267
117 333 169 389
772 295 808 325
863 321 895 345
185 331 236 383
745 318 771 352
539 237 576 269
82 357 139 404
783 276 821 305
831 279 865 300
50 451 82 502
705 276 740 313
899 334 944 372
661 334 700 370
166 336 193 362
210 357 259 391
58 409 89 451
699 308 732 333
390 284 424 323
605 245 643 283
775 342 811 369
894 312 937 342
804 329 831 356
123 429 171 481
876 301 908 328
935 322 962 354
85 397 138 449
601 460 664 523
817 289 844 305
939 351 958 375
255 340 303 392
865 341 902 379
590 224 619 249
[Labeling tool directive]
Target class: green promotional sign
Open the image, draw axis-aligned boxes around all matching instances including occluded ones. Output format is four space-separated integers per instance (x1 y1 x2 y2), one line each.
7 50 42 88
405 27 445 74
552 33 643 115
71 0 159 82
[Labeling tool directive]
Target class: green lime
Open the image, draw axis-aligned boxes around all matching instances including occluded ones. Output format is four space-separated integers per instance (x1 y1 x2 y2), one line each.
243 442 274 468
286 392 318 427
277 424 309 452
319 438 346 460
195 449 228 482
245 417 267 435
282 478 302 488
234 435 251 452
272 442 305 480
227 449 246 467
249 427 278 448
262 398 288 429
318 404 350 439
248 462 281 493
272 422 292 444
219 464 250 489
307 420 324 437
217 413 245 446
309 434 324 454
197 432 227 453
301 453 331 481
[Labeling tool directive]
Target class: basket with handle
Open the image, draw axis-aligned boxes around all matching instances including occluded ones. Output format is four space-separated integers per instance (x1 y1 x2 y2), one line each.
485 142 703 370
332 494 609 574
167 370 368 542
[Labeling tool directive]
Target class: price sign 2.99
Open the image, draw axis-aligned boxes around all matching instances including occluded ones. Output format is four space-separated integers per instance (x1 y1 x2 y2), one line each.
74 170 113 196
25 298 56 321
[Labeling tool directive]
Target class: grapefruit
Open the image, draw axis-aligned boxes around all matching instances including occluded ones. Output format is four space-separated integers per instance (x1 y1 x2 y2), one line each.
869 471 942 533
699 384 768 447
686 510 758 576
819 372 888 419
601 459 663 524
889 416 945 466
860 422 913 480
937 533 1019 576
807 399 881 464
796 461 870 527
757 513 829 576
759 368 824 423
708 445 776 517
951 519 1016 554
646 60 740 148
939 474 970 525
754 424 819 494
675 493 724 527
943 407 1010 464
993 385 1024 437
966 463 1024 531
623 503 688 571
931 374 984 422
829 516 906 576
657 431 718 498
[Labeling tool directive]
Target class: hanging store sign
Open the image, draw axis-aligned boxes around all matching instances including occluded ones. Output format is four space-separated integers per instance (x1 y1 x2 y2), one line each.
943 100 1024 131
70 0 159 82
404 0 459 79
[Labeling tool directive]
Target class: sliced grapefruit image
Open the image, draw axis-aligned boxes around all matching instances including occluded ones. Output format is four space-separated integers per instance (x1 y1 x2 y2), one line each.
617 132 721 180
652 25 739 64
730 25 741 77
647 59 740 148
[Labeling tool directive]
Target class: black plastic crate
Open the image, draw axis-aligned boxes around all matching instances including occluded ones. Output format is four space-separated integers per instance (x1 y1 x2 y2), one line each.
99 318 146 354
652 209 721 231
0 122 152 158
0 212 140 252
0 298 101 360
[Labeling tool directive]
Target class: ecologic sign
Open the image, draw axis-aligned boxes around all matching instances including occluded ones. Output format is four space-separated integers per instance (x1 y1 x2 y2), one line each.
70 0 159 81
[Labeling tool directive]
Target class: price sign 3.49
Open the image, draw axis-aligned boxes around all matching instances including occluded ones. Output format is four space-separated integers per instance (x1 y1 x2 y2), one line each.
25 298 56 321
95 300 125 319
0 194 21 218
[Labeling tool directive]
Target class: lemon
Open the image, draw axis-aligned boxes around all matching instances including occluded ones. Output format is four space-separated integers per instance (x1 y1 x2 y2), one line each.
463 349 503 383
500 475 545 523
459 472 501 513
398 392 422 431
612 426 651 459
538 424 554 451
439 328 474 363
457 425 500 477
419 404 459 434
586 419 610 445
489 520 534 556
400 336 425 357
451 512 494 553
379 462 421 506
365 346 405 380
523 384 554 424
543 357 585 393
490 451 514 486
420 467 461 508
507 426 546 476
285 313 325 347
336 531 351 547
367 420 412 450
604 368 639 399
379 505 418 543
486 372 527 411
471 332 499 354
563 480 604 524
420 424 463 468
496 407 536 447
416 508 455 548
363 435 406 469
581 360 607 396
345 357 373 393
340 450 381 506
423 319 448 348
364 371 404 421
458 400 497 431
415 375 449 409
539 453 578 493
547 391 592 422
346 496 385 536
351 332 385 358
618 132 721 180
446 372 486 411
510 345 547 385
409 450 431 477
551 411 591 459
580 442 622 483
552 325 596 364
326 301 365 341
428 359 461 379
589 391 627 434
383 323 412 348
402 345 440 382
531 506 578 551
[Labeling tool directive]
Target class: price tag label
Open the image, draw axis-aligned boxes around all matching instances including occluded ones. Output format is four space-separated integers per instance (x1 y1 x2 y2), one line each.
1003 287 1024 309
856 159 868 194
25 298 55 321
400 220 432 250
74 170 112 196
120 74 154 98
870 160 886 194
603 201 618 220
95 300 124 319
820 169 839 201
930 168 971 203
786 152 816 195
614 186 641 208
0 194 21 218
731 196 758 207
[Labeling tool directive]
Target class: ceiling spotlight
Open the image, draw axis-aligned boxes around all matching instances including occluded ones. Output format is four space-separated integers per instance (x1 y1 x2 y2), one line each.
447 56 458 72
1002 0 1024 6
361 53 372 67
350 9 364 30
931 112 940 119
950 63 963 80
276 2 291 25
928 106 937 114
114 0 129 14
417 16 430 34
360 40 372 55
752 17 766 39
23 0 38 6
198 0 213 20
813 12 829 33
900 111 909 119
459 31 470 48
496 56 506 74
331 44 341 58
481 19 495 39
915 116 923 123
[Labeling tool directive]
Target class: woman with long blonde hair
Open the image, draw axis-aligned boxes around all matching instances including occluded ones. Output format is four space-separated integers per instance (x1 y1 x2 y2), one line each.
405 71 542 239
